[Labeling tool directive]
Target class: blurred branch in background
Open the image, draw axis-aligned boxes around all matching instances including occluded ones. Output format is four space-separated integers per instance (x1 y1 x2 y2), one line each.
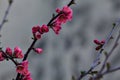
0 0 13 31
76 21 120 80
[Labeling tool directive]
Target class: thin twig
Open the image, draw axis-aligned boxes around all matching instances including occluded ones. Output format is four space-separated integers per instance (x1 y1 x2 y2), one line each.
92 23 119 68
93 66 120 80
0 50 17 66
92 31 120 80
77 21 120 80
0 0 13 31
93 20 120 68
102 66 120 75
77 67 93 80
99 31 120 73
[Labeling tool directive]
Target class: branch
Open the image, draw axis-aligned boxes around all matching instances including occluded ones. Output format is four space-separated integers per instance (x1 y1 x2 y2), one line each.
0 0 13 31
0 50 18 66
77 21 120 80
77 67 93 80
92 31 120 80
99 31 120 73
93 66 120 80
92 23 119 69
103 66 120 75
15 0 75 80
47 0 75 26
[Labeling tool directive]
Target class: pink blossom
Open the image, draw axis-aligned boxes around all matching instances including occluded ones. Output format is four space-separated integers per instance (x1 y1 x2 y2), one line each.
93 39 101 45
16 60 29 75
38 24 49 34
56 14 68 23
52 26 61 35
94 39 105 45
56 6 73 23
40 24 49 33
52 22 62 35
52 6 73 35
62 6 73 18
21 60 29 68
34 48 43 54
5 47 12 56
16 65 25 74
23 75 33 80
32 24 48 39
14 46 22 54
35 32 41 39
14 46 24 59
16 60 32 79
100 40 105 44
93 39 105 51
0 52 4 61
23 77 32 80
56 8 61 13
22 69 30 76
38 28 44 34
95 45 102 51
23 70 32 80
32 26 40 33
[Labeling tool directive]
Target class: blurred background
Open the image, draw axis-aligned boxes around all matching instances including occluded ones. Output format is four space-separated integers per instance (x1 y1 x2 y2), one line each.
0 0 120 80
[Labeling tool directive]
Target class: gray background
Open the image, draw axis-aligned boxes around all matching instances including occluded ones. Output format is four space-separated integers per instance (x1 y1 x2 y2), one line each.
0 0 120 80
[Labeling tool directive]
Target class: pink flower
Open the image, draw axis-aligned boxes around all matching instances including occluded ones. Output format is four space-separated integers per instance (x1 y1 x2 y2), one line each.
40 24 49 33
16 60 33 80
23 75 33 80
93 39 101 45
52 21 62 35
14 46 22 54
32 26 40 34
56 8 61 13
22 69 30 76
32 24 48 39
57 14 68 23
95 45 102 51
16 60 29 75
35 32 41 39
52 6 73 35
62 6 73 18
38 24 49 34
56 6 73 23
93 39 105 51
94 39 105 45
16 65 25 74
34 48 43 54
21 60 29 69
13 46 24 59
23 70 32 80
0 52 4 61
100 40 105 44
5 47 12 56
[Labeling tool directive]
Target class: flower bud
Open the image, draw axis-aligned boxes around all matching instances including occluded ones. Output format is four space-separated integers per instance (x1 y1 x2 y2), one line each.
34 48 43 54
13 46 24 59
6 47 12 56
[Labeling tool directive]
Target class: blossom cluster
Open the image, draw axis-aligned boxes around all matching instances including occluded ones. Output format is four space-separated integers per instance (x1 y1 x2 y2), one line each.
32 6 73 36
0 46 24 61
0 2 73 80
16 60 32 80
52 6 73 34
32 24 49 39
94 39 105 50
